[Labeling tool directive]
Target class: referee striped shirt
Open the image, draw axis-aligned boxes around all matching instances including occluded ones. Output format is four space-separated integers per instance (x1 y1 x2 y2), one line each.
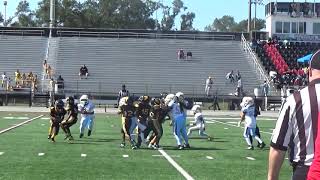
271 78 320 166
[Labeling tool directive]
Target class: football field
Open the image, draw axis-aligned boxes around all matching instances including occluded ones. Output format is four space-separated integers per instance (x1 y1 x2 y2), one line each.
0 112 292 180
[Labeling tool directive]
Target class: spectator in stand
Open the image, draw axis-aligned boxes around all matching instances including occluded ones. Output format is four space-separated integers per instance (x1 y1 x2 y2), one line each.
1 72 7 88
21 73 26 87
205 76 213 97
79 65 89 79
261 80 269 97
236 70 241 80
177 49 185 60
117 84 130 106
47 65 52 79
6 77 12 91
186 51 193 60
236 77 243 97
43 60 48 80
27 72 33 87
226 70 235 83
32 75 38 92
15 69 21 86
57 75 64 89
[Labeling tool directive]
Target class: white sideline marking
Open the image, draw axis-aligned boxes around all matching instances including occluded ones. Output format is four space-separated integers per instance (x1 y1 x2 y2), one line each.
41 124 45 126
158 149 194 180
41 117 50 120
0 115 44 134
38 153 45 156
224 128 229 130
122 155 129 158
0 152 4 155
227 122 238 124
206 156 214 160
3 117 29 120
208 119 273 135
210 117 277 121
246 157 256 161
152 154 181 158
81 154 87 157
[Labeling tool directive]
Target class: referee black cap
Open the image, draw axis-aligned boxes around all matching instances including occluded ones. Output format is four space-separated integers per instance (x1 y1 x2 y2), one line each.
310 49 320 70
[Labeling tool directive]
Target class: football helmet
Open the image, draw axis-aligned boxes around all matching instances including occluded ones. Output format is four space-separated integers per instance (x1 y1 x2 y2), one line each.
55 99 64 110
240 97 254 108
164 94 175 105
150 98 161 106
175 92 184 102
138 95 151 103
80 94 89 105
191 105 202 114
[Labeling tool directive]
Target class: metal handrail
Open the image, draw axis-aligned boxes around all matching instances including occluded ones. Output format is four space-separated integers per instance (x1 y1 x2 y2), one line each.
57 30 236 40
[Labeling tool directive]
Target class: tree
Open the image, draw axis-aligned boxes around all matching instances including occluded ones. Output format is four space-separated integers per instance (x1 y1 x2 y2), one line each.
160 0 188 31
205 15 266 32
0 12 3 25
180 12 195 31
204 15 236 32
11 0 36 27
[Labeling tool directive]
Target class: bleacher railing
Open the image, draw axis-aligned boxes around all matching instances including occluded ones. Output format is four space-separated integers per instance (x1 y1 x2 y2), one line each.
0 29 45 36
56 31 236 40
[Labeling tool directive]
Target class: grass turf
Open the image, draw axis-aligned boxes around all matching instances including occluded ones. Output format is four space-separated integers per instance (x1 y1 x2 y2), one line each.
0 113 291 180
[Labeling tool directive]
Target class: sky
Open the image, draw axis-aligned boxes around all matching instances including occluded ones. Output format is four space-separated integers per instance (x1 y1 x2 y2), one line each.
0 0 314 30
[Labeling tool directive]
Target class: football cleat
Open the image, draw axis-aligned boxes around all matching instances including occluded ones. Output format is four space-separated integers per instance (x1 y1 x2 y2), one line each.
257 143 261 148
183 144 191 149
120 143 125 148
207 136 213 141
148 143 153 149
260 142 266 149
51 137 55 143
68 136 74 141
48 135 51 139
88 130 92 137
131 145 137 150
79 133 84 138
247 146 254 150
178 145 184 150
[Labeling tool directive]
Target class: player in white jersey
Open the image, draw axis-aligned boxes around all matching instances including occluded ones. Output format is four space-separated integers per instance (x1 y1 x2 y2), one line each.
187 105 212 140
239 97 265 150
78 95 95 138
167 92 190 150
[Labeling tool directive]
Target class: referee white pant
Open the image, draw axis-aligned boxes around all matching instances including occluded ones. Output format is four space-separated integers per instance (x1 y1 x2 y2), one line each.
80 115 94 134
205 86 212 96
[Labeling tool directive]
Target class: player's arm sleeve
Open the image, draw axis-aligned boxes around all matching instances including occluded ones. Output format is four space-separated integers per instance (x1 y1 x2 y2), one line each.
270 100 293 151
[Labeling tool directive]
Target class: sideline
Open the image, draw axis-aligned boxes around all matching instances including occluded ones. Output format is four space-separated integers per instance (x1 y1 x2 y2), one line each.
0 115 44 134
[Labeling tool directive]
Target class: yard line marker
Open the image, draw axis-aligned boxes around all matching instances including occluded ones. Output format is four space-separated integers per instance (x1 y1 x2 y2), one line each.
122 155 129 158
246 157 256 160
41 124 45 126
81 154 87 157
208 119 273 135
158 149 194 180
206 156 214 160
0 115 44 135
227 122 238 124
41 117 50 120
38 153 45 156
224 128 229 130
0 152 4 155
152 155 163 157
3 117 14 119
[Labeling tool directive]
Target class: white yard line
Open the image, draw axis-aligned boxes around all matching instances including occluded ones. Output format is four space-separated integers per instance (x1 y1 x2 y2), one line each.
158 149 194 180
0 115 44 134
208 119 273 135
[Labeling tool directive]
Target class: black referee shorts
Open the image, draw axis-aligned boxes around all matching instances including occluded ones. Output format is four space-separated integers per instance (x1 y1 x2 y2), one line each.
292 164 310 180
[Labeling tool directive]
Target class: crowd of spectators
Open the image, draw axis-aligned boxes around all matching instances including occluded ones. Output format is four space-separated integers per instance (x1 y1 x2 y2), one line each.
255 37 315 89
177 49 192 60
1 69 39 92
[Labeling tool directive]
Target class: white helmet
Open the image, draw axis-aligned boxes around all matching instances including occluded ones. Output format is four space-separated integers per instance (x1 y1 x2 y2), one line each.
164 94 175 105
240 97 254 108
175 92 184 102
80 94 89 105
191 105 201 114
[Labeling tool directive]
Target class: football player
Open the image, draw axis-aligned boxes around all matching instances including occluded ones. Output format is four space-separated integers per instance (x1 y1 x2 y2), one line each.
48 99 66 142
135 95 151 148
168 92 190 150
78 95 95 138
148 98 168 149
60 96 78 141
187 105 212 140
239 97 266 150
118 96 137 149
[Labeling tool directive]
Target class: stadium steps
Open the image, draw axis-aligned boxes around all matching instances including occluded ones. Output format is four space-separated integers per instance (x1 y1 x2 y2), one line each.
53 37 262 96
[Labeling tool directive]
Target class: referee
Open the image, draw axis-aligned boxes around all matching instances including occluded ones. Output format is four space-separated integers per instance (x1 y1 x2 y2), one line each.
268 50 320 180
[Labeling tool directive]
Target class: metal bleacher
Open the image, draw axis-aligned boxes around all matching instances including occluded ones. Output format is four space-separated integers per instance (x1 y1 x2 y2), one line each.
54 37 263 96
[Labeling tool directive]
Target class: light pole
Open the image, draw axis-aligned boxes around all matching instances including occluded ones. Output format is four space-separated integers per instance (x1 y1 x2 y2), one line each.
3 1 7 27
248 0 252 33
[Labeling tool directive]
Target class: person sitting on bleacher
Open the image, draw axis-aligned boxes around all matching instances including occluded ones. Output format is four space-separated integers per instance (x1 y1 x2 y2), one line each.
1 72 7 88
187 51 192 60
79 65 89 79
177 49 185 60
57 75 64 89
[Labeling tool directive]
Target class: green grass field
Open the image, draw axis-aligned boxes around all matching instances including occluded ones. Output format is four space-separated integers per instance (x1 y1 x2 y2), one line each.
0 112 292 180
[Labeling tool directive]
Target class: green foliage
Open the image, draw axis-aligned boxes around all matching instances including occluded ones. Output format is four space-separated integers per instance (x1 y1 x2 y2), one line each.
205 15 266 32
